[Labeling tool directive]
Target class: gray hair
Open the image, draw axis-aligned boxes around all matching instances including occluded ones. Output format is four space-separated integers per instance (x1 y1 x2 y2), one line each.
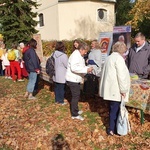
135 32 145 40
112 41 127 54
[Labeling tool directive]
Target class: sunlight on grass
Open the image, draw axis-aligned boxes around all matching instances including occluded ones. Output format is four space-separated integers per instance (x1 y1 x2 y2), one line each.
85 111 99 125
142 131 150 139
74 128 84 137
0 145 12 150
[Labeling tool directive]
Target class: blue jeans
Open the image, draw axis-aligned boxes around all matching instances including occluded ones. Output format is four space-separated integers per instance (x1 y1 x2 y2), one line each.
27 72 37 93
54 82 65 104
109 101 120 133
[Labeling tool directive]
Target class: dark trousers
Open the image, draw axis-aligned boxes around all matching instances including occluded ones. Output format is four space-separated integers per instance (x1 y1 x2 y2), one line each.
109 101 120 133
54 82 65 104
67 81 80 116
0 60 3 76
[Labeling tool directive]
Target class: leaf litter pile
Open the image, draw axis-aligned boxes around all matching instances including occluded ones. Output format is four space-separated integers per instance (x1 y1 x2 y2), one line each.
0 77 149 150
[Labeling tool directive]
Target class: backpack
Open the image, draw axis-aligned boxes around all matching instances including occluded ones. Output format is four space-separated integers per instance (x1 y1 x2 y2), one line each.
46 52 55 78
7 49 16 61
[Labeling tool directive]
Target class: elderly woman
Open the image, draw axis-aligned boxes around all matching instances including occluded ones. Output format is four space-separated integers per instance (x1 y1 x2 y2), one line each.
87 39 102 77
99 41 130 135
66 42 93 121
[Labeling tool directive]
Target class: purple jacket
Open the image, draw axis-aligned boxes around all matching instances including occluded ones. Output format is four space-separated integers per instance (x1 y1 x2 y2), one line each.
126 42 150 79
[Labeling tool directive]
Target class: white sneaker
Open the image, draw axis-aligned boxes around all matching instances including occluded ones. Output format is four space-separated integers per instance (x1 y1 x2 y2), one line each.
71 115 84 121
5 76 8 79
28 96 37 100
7 76 12 79
18 79 24 82
61 102 67 105
78 110 83 115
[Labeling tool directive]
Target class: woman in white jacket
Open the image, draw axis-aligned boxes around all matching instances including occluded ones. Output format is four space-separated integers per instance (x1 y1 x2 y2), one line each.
99 41 130 135
66 42 93 121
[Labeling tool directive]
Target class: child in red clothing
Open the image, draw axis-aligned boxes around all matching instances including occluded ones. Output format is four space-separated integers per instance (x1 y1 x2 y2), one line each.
9 43 24 82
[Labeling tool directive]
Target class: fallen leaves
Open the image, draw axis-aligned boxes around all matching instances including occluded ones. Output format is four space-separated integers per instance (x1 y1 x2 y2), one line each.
0 77 150 149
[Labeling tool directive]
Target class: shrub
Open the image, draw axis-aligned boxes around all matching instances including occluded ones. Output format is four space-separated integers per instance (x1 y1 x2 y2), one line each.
42 39 92 57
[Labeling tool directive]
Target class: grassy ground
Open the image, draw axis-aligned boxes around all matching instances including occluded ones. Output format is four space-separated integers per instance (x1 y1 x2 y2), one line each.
0 76 149 150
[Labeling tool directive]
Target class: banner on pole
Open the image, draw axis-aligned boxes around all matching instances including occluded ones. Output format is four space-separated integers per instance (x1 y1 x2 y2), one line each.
113 25 131 51
98 32 113 63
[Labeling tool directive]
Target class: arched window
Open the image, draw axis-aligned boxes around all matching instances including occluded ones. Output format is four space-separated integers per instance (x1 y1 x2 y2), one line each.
97 9 107 22
39 13 44 27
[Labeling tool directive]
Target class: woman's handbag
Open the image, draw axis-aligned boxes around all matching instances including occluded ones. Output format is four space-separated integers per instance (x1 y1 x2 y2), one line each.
116 97 131 136
83 73 99 95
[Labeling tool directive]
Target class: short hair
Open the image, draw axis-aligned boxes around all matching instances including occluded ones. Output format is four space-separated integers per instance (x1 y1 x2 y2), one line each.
112 41 127 54
11 43 18 49
19 42 25 47
28 38 37 49
135 32 145 40
118 35 125 42
55 41 65 52
78 42 89 51
91 39 100 49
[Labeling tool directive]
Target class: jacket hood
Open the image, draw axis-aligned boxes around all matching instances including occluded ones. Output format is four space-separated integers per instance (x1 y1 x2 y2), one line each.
22 46 30 53
54 50 65 58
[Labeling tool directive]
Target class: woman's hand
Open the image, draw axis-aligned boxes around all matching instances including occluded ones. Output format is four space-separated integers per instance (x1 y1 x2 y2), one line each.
121 93 126 98
86 59 89 64
87 67 93 73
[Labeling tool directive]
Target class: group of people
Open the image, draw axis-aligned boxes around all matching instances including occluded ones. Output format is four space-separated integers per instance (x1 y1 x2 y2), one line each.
0 39 41 100
0 41 27 81
0 32 149 136
50 39 102 121
50 32 150 136
100 32 150 135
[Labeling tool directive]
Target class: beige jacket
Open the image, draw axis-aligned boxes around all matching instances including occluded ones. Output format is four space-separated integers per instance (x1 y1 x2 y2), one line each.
99 52 130 102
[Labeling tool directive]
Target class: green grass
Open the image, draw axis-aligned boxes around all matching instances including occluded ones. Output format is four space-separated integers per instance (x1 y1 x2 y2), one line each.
142 131 150 139
0 145 12 150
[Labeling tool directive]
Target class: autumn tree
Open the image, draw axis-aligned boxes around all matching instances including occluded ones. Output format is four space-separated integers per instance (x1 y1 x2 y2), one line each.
126 0 150 38
0 0 39 48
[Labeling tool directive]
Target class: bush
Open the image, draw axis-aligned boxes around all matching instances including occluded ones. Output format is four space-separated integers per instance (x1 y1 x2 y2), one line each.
42 39 92 57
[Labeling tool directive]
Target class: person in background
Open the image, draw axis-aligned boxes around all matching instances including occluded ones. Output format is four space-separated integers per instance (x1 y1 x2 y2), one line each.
66 42 93 121
99 41 130 136
126 32 150 79
86 39 102 77
118 35 125 43
53 41 68 105
19 42 29 78
72 39 82 52
118 35 128 60
9 43 24 82
1 48 11 79
0 41 4 76
23 38 41 100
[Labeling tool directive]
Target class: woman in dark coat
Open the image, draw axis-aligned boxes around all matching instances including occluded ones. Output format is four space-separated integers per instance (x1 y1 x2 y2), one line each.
23 38 41 100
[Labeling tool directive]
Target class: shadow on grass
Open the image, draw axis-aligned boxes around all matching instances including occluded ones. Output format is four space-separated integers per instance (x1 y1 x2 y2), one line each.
51 134 71 150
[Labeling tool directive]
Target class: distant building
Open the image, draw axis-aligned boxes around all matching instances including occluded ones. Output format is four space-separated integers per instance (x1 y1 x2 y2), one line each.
33 0 116 41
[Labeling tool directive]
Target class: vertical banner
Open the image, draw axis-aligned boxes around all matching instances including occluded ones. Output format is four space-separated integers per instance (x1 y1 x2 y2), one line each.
33 34 43 62
98 32 113 63
113 26 131 51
